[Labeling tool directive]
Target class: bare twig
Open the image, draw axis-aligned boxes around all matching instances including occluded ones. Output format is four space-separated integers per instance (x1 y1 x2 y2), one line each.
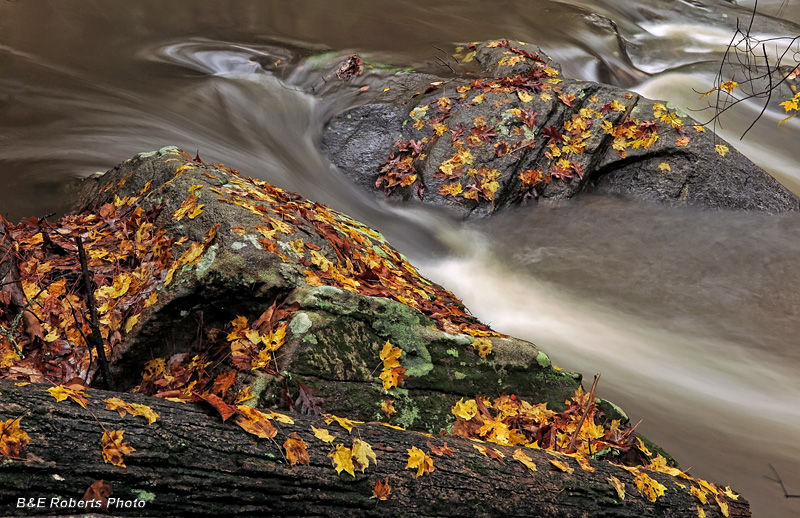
76 236 115 391
698 0 800 138
568 373 601 452
768 463 800 498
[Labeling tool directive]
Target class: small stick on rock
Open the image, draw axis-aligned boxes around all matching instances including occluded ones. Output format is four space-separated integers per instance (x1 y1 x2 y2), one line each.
75 236 115 391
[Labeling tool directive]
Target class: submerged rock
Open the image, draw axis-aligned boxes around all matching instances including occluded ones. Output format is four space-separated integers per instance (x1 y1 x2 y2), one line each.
2 147 579 433
321 39 799 216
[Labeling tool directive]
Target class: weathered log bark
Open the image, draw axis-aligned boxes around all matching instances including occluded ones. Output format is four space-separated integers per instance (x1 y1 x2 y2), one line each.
0 381 749 517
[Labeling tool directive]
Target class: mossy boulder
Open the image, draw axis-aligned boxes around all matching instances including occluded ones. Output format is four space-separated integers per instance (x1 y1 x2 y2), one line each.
0 147 582 435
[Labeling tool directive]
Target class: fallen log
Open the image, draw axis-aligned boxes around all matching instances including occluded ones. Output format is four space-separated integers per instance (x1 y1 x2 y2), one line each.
0 380 749 517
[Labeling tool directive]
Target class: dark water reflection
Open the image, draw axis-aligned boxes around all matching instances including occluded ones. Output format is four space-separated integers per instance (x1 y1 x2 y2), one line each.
2 1 800 516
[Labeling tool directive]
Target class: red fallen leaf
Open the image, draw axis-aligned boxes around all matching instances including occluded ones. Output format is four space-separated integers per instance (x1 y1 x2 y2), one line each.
295 381 324 415
195 392 237 422
210 370 237 397
82 480 112 511
543 126 565 144
360 85 370 92
520 108 538 129
193 151 203 163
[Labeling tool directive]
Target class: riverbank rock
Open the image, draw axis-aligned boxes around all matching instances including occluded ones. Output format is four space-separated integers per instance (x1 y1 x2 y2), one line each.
1 147 579 434
321 39 799 216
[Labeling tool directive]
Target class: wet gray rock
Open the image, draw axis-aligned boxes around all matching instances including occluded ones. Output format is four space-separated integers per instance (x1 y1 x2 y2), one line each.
321 39 799 216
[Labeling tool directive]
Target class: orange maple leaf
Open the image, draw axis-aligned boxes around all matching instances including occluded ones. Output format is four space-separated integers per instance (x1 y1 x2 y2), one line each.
235 406 277 439
371 477 391 500
0 418 31 458
284 432 310 466
101 430 135 467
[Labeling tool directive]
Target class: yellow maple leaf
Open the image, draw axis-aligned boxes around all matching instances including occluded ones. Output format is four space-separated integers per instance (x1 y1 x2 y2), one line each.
379 367 407 391
715 496 729 517
406 446 434 478
128 403 159 424
715 144 730 157
610 99 627 112
0 418 31 458
101 430 135 467
517 91 534 103
322 413 363 433
512 448 537 472
124 314 140 333
549 457 574 474
47 385 91 409
779 95 799 112
722 486 739 500
311 426 337 443
284 432 310 466
576 455 595 472
472 93 486 105
697 505 706 518
380 400 397 417
438 183 463 198
608 475 625 500
144 291 158 308
352 439 378 472
379 341 402 370
187 204 205 219
720 80 738 93
691 485 708 504
635 471 667 502
648 454 684 477
266 410 294 425
636 437 652 456
472 337 492 358
172 192 200 221
452 398 478 421
329 444 355 476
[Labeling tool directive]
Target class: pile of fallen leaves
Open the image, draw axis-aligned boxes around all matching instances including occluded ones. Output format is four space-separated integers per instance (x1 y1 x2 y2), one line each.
0 151 499 395
0 190 188 383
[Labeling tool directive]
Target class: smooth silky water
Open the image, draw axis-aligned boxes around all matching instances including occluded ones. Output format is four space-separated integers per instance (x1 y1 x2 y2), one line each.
1 1 799 515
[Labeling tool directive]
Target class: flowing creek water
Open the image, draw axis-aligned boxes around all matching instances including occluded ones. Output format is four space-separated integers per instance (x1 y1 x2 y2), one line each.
1 1 799 516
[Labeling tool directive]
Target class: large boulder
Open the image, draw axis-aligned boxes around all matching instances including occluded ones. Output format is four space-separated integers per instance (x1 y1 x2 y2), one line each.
321 39 799 216
1 147 579 433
